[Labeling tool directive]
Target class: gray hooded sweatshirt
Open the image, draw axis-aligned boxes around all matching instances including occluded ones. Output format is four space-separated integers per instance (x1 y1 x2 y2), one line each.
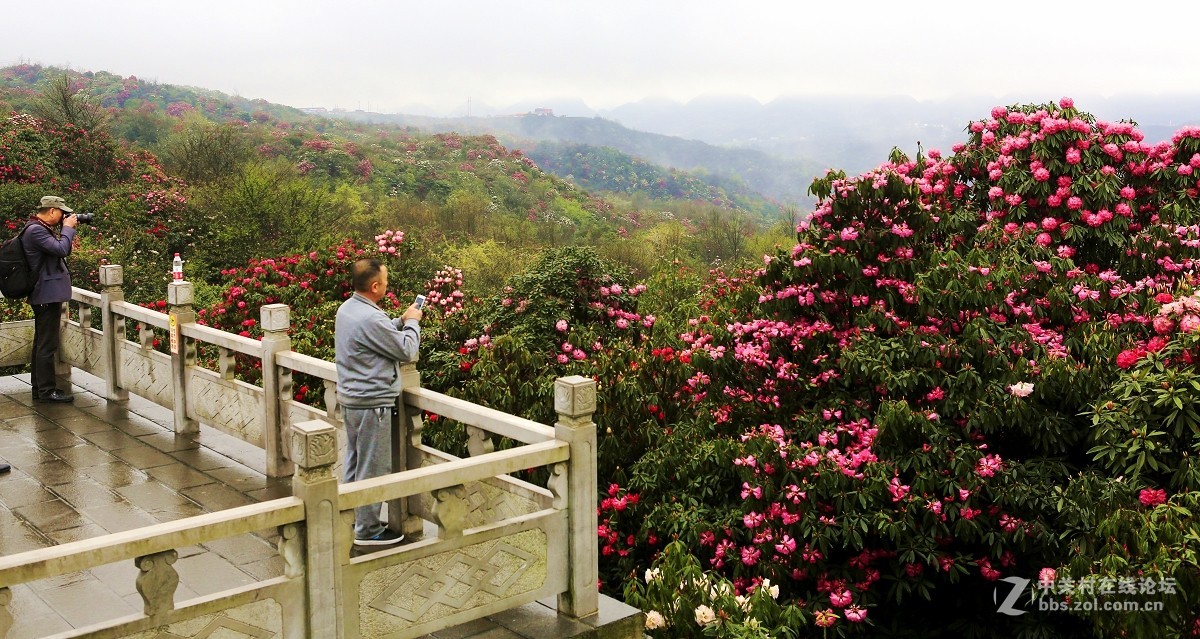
334 293 421 408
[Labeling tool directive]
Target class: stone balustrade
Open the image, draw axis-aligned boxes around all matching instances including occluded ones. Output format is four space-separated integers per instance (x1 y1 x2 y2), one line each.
0 265 634 638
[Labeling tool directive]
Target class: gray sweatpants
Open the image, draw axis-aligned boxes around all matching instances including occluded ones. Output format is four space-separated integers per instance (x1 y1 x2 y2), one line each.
342 406 393 539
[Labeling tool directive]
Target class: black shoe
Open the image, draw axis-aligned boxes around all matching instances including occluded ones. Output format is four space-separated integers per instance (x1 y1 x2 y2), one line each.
0 463 9 474
354 529 405 546
35 390 74 403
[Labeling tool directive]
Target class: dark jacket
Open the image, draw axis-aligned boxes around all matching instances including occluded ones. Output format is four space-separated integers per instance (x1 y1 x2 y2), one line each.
21 219 75 305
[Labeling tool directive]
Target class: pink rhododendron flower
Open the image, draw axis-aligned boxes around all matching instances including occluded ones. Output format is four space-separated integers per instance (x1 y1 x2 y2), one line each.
556 319 568 332
1139 488 1167 507
830 589 853 608
977 454 1003 477
1116 348 1145 369
845 605 867 622
1039 568 1057 588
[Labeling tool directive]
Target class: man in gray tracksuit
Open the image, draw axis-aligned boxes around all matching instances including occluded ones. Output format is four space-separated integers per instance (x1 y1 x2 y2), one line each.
335 257 422 546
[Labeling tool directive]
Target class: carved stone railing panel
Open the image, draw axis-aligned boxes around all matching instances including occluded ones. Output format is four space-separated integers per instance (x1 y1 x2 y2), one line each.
60 324 104 376
407 450 547 530
186 367 265 445
118 341 174 409
0 320 33 368
348 518 566 639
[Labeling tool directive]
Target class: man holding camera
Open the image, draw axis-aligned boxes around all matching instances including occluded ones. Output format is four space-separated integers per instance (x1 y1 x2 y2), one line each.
23 195 79 404
335 257 423 546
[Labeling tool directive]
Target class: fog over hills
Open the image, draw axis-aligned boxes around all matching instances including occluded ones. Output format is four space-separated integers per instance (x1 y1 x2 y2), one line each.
401 93 1200 178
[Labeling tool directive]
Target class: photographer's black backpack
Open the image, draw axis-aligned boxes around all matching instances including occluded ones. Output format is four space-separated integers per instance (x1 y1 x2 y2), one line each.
0 223 36 299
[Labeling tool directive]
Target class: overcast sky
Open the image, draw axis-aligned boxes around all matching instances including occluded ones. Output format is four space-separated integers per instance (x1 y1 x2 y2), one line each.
6 1 1200 115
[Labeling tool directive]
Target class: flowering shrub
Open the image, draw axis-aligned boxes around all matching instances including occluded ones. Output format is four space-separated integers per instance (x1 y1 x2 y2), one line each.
582 100 1200 636
624 540 807 638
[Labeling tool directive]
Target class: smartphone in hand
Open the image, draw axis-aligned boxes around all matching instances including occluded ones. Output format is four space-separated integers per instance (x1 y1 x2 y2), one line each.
414 294 426 309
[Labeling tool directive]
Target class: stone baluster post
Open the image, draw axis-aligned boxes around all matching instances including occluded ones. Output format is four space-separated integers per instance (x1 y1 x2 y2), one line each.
99 265 128 402
290 419 343 639
553 375 599 618
260 304 293 478
167 280 198 435
393 362 423 540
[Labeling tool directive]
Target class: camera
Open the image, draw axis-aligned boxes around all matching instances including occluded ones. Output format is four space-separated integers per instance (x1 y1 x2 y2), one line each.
65 212 95 224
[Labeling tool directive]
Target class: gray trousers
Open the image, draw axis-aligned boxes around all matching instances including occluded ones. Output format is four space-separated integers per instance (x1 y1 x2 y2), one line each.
342 406 394 539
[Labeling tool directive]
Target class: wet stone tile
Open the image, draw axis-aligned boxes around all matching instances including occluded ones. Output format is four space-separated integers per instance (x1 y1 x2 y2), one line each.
106 416 165 437
45 522 110 544
1 414 61 434
140 431 202 454
68 393 104 408
51 412 110 435
0 430 32 449
168 446 234 471
32 404 88 421
77 461 150 489
5 584 72 639
0 518 53 554
21 459 81 487
79 501 159 533
203 534 281 567
12 498 84 532
31 573 137 629
206 465 268 492
173 551 258 597
115 481 194 512
180 482 255 511
239 554 287 582
49 476 125 509
149 501 208 522
0 401 35 419
53 444 118 469
144 463 218 490
246 480 295 502
0 476 59 509
30 427 88 450
80 429 142 452
111 443 178 471
89 559 141 597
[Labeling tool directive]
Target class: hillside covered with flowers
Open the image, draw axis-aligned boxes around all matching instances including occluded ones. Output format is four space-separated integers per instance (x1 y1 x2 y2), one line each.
3 70 1200 636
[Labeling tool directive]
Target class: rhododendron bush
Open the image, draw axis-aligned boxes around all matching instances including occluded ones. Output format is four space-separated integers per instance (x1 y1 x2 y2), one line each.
586 100 1200 636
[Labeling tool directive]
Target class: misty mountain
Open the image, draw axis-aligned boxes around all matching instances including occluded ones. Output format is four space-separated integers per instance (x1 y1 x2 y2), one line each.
349 92 1200 200
601 93 1200 176
329 110 823 208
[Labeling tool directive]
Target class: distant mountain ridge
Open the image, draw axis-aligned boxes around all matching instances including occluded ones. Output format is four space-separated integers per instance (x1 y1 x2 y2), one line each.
396 92 1200 178
327 110 823 209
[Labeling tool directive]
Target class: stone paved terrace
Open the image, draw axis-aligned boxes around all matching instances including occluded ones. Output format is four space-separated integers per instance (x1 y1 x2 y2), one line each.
0 370 641 639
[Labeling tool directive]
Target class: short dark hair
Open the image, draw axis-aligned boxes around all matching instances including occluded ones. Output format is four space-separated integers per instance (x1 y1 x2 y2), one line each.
351 258 384 293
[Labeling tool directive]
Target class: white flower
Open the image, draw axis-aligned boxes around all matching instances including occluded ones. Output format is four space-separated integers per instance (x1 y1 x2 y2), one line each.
735 594 751 611
759 578 780 599
644 610 668 630
694 604 717 626
1008 382 1035 397
645 567 661 583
